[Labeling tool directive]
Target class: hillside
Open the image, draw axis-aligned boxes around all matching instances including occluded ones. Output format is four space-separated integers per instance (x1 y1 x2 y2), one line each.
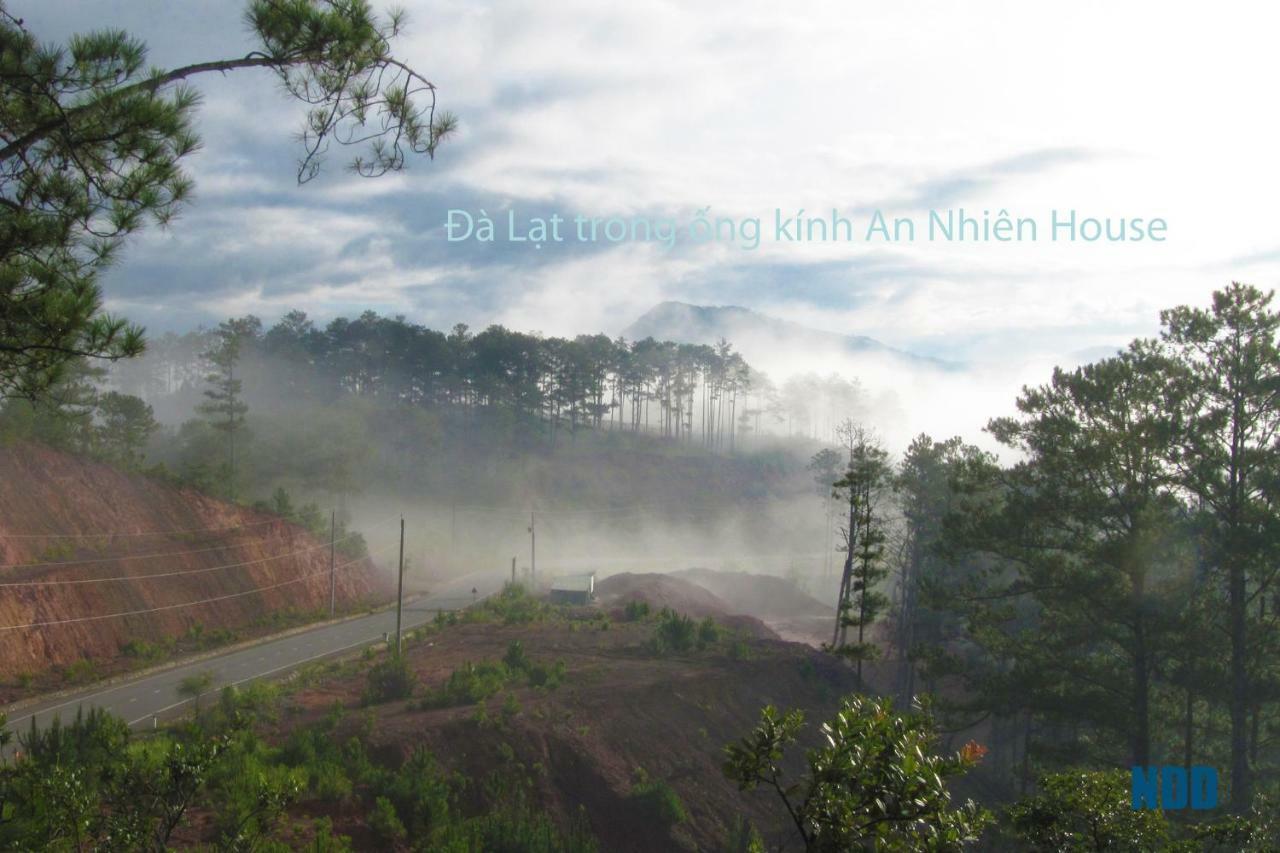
232 604 862 852
0 442 390 687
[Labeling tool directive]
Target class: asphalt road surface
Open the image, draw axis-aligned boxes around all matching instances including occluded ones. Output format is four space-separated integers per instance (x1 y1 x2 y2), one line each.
3 572 504 746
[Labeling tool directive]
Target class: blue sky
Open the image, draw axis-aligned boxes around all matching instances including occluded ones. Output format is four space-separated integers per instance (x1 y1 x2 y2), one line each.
20 1 1280 440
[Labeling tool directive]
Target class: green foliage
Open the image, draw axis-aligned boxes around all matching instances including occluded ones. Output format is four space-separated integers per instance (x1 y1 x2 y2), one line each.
0 697 597 851
0 708 220 851
120 636 175 663
828 423 892 679
648 608 721 655
472 582 550 625
0 1 451 400
651 607 698 654
418 648 565 711
723 816 766 853
362 655 418 706
197 318 254 499
62 658 98 684
178 671 216 712
723 695 992 851
623 599 651 621
1008 771 1175 852
368 795 406 846
504 639 531 672
419 661 510 709
628 767 688 828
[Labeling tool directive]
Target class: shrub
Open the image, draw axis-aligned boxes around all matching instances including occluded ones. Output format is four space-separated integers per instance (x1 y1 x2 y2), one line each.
419 661 510 709
628 769 688 828
1009 770 1174 851
650 608 698 655
623 599 651 621
121 637 173 662
362 656 418 706
724 816 765 853
504 640 531 672
476 582 548 625
697 616 721 648
368 795 407 846
525 659 566 690
63 658 98 684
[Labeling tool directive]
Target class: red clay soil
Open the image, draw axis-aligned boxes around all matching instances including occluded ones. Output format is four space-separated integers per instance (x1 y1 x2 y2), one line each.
0 442 391 680
595 572 780 639
262 618 862 852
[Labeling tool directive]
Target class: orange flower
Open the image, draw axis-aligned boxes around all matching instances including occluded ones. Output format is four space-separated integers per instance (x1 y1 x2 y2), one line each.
960 740 988 763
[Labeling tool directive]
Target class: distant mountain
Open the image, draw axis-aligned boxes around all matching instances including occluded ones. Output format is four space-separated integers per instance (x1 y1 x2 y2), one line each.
622 301 955 369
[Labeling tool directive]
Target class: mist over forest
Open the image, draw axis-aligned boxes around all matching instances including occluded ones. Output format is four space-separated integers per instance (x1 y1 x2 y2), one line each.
7 0 1280 849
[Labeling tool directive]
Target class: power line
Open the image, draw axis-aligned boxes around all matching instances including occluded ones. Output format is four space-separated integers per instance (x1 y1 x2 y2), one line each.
0 517 284 540
0 525 388 587
0 545 393 631
0 516 397 573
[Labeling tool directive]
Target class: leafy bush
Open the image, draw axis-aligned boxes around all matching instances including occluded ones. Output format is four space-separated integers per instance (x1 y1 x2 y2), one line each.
378 747 454 837
120 637 175 662
524 659 566 690
723 816 765 852
368 796 406 846
362 656 418 706
650 608 698 655
63 657 98 684
723 695 992 850
419 661 510 709
504 639 531 672
1008 770 1174 851
697 616 721 647
472 582 549 625
434 803 600 852
629 768 688 828
623 599 651 621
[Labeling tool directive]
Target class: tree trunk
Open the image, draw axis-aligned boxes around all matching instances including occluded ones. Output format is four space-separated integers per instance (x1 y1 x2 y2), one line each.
1230 554 1249 810
1132 621 1151 768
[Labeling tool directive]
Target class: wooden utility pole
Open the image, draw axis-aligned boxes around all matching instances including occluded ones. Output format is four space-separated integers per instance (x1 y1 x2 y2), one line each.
528 512 536 584
511 556 516 585
328 509 336 617
394 516 405 656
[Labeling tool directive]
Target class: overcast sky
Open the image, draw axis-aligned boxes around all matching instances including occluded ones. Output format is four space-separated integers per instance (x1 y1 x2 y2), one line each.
22 1 1280 438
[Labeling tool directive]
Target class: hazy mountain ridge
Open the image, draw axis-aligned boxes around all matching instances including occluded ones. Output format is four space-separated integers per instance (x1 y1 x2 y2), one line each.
622 301 957 370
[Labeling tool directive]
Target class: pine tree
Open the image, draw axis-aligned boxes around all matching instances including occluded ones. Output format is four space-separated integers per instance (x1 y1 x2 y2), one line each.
829 421 892 686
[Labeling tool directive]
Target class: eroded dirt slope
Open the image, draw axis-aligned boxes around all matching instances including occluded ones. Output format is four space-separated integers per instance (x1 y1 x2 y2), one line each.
0 442 390 680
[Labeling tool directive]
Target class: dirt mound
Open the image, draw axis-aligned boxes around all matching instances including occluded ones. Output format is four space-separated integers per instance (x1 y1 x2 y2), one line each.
595 572 779 639
0 442 390 682
672 567 832 620
671 567 835 646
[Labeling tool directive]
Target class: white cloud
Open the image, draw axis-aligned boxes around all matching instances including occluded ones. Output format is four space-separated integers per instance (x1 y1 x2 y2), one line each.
26 0 1280 442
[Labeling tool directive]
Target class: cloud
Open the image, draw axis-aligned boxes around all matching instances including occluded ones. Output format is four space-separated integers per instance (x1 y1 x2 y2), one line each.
19 0 1280 444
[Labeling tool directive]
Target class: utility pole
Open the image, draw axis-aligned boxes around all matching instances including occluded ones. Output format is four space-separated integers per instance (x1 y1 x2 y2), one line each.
511 556 516 585
328 509 336 618
528 512 536 584
394 516 405 657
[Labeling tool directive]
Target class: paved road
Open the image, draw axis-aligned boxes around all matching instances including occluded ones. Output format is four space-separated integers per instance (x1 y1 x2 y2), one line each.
3 572 504 744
